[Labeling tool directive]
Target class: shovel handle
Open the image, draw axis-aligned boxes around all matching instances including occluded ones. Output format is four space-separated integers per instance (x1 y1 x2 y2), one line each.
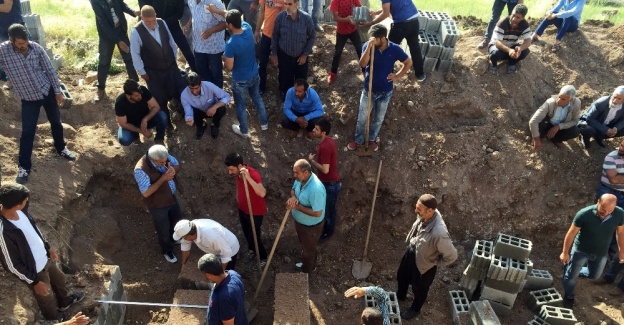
243 176 263 271
254 209 291 301
364 45 374 149
362 160 382 259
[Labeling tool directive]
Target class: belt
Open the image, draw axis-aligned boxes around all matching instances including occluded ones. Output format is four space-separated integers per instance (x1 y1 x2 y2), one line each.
322 181 340 186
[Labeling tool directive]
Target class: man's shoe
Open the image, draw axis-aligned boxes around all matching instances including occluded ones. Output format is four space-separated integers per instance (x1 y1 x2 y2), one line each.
261 124 269 131
59 147 76 161
243 250 255 262
164 251 178 263
507 65 517 74
16 166 30 184
609 287 624 296
477 38 488 49
294 262 315 272
596 137 606 148
368 141 379 152
232 124 250 138
58 292 85 311
94 89 105 102
563 298 574 309
289 130 299 139
580 135 591 148
401 308 419 320
210 125 219 139
488 64 497 74
315 25 324 33
347 141 359 151
196 123 207 140
328 73 336 85
416 74 426 83
593 277 612 285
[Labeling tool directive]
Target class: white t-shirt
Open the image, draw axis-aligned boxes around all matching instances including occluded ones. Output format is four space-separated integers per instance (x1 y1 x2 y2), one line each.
8 211 48 272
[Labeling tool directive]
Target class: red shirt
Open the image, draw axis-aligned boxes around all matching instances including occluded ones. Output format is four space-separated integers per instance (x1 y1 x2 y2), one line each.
316 137 340 183
329 0 361 35
236 166 268 215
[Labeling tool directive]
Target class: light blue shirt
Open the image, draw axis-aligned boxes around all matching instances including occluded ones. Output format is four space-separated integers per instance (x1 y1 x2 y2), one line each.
550 0 586 21
283 87 324 122
130 20 178 75
134 154 179 195
181 81 231 120
550 103 570 125
291 173 326 226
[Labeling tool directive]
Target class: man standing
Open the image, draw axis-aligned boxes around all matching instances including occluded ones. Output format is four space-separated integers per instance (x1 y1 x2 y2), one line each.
224 152 268 268
254 0 285 94
347 24 411 152
173 219 240 270
301 0 322 32
560 194 624 308
327 0 362 85
362 0 425 82
281 79 324 139
286 159 326 272
529 85 581 150
0 184 85 321
397 194 457 320
578 86 624 148
0 24 76 184
130 5 187 129
134 144 183 263
488 4 531 74
90 0 140 102
227 0 258 33
270 0 315 99
0 0 25 89
187 0 226 87
477 0 523 49
181 72 230 139
115 79 168 145
309 117 340 240
198 253 249 325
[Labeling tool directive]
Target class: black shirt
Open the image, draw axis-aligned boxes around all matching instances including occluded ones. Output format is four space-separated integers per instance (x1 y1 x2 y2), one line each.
114 86 153 127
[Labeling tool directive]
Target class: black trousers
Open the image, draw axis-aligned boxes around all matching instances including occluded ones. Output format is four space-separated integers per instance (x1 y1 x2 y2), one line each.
579 120 624 140
192 105 227 129
488 43 530 66
280 112 323 133
538 117 580 142
389 19 424 78
146 66 187 125
277 48 308 99
165 18 196 72
331 30 363 74
396 247 437 312
239 209 268 259
97 26 138 90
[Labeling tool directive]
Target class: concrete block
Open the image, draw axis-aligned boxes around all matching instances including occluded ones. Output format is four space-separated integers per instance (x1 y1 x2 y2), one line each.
423 57 437 73
20 0 31 15
487 299 512 317
178 252 212 290
51 54 63 71
365 291 401 320
417 10 428 31
45 47 54 59
524 269 554 291
439 20 460 47
166 289 211 325
460 267 481 299
321 10 335 24
527 316 550 325
483 277 523 294
439 46 455 61
525 258 534 276
487 255 509 281
418 30 428 57
538 306 576 325
505 258 528 283
470 240 494 271
274 273 310 325
469 300 501 325
425 33 442 58
95 265 126 325
493 233 532 260
480 285 517 306
423 11 440 33
464 264 487 281
59 83 72 109
528 288 563 313
448 290 469 325
353 6 370 22
437 59 452 72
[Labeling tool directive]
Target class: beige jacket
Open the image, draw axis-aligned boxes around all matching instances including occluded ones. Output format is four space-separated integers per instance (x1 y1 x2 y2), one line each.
407 211 458 274
528 96 582 138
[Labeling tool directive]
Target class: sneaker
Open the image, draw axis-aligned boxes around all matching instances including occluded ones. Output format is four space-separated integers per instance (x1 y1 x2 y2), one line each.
596 137 606 148
401 308 419 320
593 277 612 285
260 259 267 269
315 25 324 33
243 250 255 262
196 123 207 140
563 298 574 309
488 64 497 74
58 292 85 311
328 73 336 85
347 141 359 151
59 147 76 161
261 124 269 131
16 166 29 184
94 89 105 102
232 124 250 138
580 135 590 149
210 125 219 139
416 74 426 83
506 64 517 74
294 262 316 272
477 38 488 49
164 251 178 263
368 141 379 152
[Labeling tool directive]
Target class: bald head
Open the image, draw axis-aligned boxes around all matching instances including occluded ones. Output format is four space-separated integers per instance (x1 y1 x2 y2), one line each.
141 5 156 18
597 193 617 219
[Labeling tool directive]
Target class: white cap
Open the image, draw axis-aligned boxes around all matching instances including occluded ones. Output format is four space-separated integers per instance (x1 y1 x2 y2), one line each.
173 219 193 241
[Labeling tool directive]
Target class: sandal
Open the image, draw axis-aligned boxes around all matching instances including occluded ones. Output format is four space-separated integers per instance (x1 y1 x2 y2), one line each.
551 43 562 53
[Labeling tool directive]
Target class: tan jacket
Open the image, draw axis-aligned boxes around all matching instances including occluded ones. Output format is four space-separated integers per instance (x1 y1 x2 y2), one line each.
528 96 581 138
407 211 458 274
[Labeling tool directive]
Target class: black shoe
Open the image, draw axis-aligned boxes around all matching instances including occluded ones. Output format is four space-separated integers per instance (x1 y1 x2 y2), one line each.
58 292 85 311
595 137 606 148
196 123 207 140
401 308 419 320
563 297 574 309
580 135 591 148
210 125 219 139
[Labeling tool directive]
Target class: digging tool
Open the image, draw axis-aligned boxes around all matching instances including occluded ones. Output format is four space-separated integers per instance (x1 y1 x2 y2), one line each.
254 209 291 301
357 43 376 157
243 176 272 293
352 160 382 279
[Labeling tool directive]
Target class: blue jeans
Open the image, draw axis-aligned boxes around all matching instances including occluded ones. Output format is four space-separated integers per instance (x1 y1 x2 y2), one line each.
562 246 608 300
117 110 168 146
534 15 579 41
19 88 66 170
301 0 321 26
195 51 224 88
484 0 518 40
354 89 393 145
231 74 268 134
322 181 341 237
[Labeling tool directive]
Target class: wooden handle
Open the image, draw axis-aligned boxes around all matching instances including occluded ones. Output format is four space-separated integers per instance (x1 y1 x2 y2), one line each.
362 160 382 259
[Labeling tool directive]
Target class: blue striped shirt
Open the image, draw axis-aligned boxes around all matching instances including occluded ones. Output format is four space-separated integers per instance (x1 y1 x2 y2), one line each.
134 154 179 195
271 9 315 57
365 287 391 325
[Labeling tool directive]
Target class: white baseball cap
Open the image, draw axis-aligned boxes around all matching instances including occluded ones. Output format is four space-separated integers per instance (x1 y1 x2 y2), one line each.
173 219 193 241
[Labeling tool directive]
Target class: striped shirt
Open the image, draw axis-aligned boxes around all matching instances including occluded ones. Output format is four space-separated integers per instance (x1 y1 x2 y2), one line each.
134 154 179 194
365 286 391 325
271 9 315 57
490 17 531 48
602 150 624 191
0 41 61 101
188 0 226 54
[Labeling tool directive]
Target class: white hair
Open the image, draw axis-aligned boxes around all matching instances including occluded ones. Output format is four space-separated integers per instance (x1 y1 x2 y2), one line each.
614 86 624 96
148 144 169 160
559 85 576 98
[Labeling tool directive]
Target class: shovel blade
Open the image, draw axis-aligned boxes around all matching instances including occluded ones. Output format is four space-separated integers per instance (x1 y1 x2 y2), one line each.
352 259 372 279
355 146 375 157
252 268 273 293
245 301 258 322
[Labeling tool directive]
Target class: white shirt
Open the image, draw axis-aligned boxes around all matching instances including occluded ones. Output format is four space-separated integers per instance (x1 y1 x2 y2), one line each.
9 211 48 272
181 219 240 263
605 103 623 125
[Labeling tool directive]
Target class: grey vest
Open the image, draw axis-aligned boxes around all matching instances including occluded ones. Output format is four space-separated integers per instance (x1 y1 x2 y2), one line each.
135 19 176 71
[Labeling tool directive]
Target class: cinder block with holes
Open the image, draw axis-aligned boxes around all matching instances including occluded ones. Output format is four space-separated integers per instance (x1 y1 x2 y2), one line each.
460 266 481 299
527 315 550 325
417 10 428 31
505 258 528 283
364 290 401 324
525 258 534 276
469 300 501 325
524 269 554 291
539 306 576 325
448 290 469 325
20 0 31 15
528 288 563 313
439 20 459 47
439 46 455 60
52 54 63 71
480 285 517 306
425 33 442 58
483 277 524 294
423 57 437 72
418 30 429 57
486 299 513 317
470 240 494 271
493 233 532 260
424 11 440 33
487 255 509 281
60 83 72 109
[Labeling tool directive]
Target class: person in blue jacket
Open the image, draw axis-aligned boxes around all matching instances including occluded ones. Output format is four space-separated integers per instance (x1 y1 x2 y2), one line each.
531 0 586 53
578 86 624 148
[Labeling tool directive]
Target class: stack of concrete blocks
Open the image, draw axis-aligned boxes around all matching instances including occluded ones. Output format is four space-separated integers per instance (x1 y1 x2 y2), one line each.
527 288 563 313
447 290 470 325
527 315 551 325
418 31 428 57
364 290 401 324
416 10 428 31
23 14 46 49
423 33 441 73
459 240 493 299
538 306 577 325
524 269 554 290
20 0 31 15
437 20 459 72
95 265 126 325
414 11 459 73
469 300 501 325
352 6 370 23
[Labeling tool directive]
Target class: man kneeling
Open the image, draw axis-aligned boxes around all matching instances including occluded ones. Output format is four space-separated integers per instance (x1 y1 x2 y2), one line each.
529 85 581 150
115 79 167 145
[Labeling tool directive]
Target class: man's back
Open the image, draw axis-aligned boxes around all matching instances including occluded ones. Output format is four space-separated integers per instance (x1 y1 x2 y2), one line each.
207 270 249 325
225 21 258 81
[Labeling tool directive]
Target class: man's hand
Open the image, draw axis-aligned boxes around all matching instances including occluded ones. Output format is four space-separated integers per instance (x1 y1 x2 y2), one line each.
49 248 58 262
619 250 624 264
348 16 356 26
118 41 130 53
387 73 398 82
239 167 250 180
162 163 176 181
140 119 148 133
607 127 618 137
185 118 194 127
206 107 217 117
560 252 570 265
308 153 316 161
359 21 372 27
134 10 140 17
344 286 366 299
295 116 307 128
532 137 542 150
55 93 64 107
201 29 214 39
142 130 153 139
141 74 150 82
546 125 560 139
62 312 89 325
297 55 307 65
271 55 278 66
546 13 556 20
365 37 375 51
286 197 298 209
34 282 49 296
254 30 262 44
207 3 219 13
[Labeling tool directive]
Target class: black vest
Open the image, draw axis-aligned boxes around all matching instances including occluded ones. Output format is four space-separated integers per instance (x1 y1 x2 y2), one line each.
135 19 176 71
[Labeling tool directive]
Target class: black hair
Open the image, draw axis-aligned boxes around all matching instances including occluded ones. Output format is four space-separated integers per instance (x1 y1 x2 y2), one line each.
224 152 244 167
0 183 30 209
294 78 309 90
513 4 528 17
316 116 331 135
8 24 28 41
225 9 242 29
123 79 141 96
198 253 225 276
418 194 437 210
187 72 202 87
361 307 383 325
369 24 387 38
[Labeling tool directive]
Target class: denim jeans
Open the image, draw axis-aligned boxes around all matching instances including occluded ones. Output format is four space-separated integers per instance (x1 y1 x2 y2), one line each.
195 51 224 88
322 181 341 237
562 245 608 300
19 88 66 170
231 74 268 134
97 27 138 90
534 15 579 41
301 0 321 26
117 110 168 145
354 89 393 145
596 183 624 209
148 199 183 254
603 234 624 290
484 0 518 40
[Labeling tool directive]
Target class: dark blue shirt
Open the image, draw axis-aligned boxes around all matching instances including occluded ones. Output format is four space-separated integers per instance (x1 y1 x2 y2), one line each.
206 270 249 325
0 0 24 31
381 0 417 23
362 41 408 93
224 21 258 82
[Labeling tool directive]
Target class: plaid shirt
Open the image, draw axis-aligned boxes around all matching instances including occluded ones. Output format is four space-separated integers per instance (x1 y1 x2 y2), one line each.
0 41 61 101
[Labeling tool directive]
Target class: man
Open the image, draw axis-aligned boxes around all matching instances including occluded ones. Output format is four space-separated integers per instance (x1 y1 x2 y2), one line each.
0 24 76 184
139 0 196 71
224 152 268 268
597 139 624 206
476 0 523 49
347 24 411 152
344 286 390 325
115 79 168 145
560 194 624 308
130 5 187 129
213 8 268 138
173 219 240 270
198 253 249 325
134 144 183 263
531 0 586 53
0 184 85 321
286 159 326 272
181 72 230 139
0 0 25 89
227 0 258 33
270 0 315 99
361 0 425 82
360 308 383 325
301 0 322 32
309 117 340 239
327 0 362 85
488 4 531 74
578 86 624 148
529 85 581 150
90 0 140 102
186 0 226 87
397 194 457 320
281 79 324 139
254 0 285 94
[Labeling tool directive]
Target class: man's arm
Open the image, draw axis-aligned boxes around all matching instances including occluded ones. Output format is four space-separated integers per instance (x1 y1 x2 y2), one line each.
366 2 390 26
394 57 412 79
222 318 235 325
434 234 458 267
161 22 179 58
309 159 329 174
585 98 612 135
223 56 234 71
554 0 586 19
359 41 373 67
120 0 138 16
558 98 581 130
529 99 552 138
0 234 40 285
240 168 266 197
143 97 161 121
560 223 581 264
130 28 146 75
301 16 316 56
90 0 123 43
283 90 298 121
303 89 324 121
37 45 62 93
116 115 142 132
254 2 265 42
180 249 191 264
134 167 174 198
617 225 624 262
0 0 13 13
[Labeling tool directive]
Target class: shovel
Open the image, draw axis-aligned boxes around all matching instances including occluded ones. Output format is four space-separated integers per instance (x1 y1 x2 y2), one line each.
242 176 272 293
352 160 382 279
254 209 292 301
356 44 376 157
